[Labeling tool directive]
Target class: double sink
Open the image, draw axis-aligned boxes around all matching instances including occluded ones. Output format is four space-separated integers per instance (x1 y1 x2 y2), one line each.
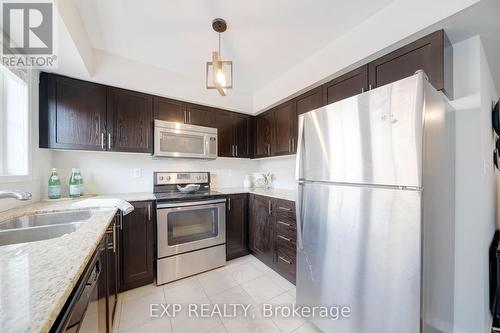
0 210 94 246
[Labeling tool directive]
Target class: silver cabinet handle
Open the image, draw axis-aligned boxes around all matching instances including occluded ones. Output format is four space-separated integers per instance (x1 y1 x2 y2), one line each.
235 145 238 157
267 143 271 156
277 221 292 227
268 200 272 216
278 206 292 212
277 234 293 243
148 203 151 221
288 139 291 153
278 256 292 265
101 133 105 150
189 111 192 124
228 197 231 211
232 145 235 157
112 224 116 253
369 84 373 90
291 138 294 153
361 87 365 93
108 133 112 150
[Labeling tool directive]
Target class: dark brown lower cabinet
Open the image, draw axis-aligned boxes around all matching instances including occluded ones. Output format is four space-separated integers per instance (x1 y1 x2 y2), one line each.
226 194 249 260
249 194 275 266
119 201 155 292
248 194 297 283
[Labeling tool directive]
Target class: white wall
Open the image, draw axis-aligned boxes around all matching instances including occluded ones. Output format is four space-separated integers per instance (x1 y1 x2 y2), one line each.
257 155 296 190
451 36 498 333
0 71 52 212
50 151 259 195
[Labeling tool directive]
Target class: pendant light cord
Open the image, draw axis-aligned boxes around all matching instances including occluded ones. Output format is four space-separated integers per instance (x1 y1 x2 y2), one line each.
218 32 221 55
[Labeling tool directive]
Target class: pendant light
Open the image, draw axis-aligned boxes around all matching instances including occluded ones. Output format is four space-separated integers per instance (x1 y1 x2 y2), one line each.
206 18 233 96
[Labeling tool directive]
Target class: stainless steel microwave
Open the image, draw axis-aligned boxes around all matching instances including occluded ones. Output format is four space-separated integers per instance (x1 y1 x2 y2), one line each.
154 120 217 159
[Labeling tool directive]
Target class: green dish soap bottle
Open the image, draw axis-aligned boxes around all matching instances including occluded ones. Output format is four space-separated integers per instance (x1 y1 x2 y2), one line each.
48 168 61 199
69 168 80 198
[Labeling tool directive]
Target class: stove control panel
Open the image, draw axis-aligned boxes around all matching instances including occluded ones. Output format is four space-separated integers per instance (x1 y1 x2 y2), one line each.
154 172 209 185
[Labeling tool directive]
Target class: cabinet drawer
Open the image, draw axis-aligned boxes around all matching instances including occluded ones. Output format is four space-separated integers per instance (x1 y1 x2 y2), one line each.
275 247 296 277
275 199 295 214
276 231 296 251
276 219 296 239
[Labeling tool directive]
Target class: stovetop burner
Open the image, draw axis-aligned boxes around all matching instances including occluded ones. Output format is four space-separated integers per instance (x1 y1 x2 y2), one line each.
153 171 224 202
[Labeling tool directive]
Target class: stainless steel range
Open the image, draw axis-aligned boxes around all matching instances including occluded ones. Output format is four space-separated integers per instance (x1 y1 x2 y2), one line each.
154 171 226 285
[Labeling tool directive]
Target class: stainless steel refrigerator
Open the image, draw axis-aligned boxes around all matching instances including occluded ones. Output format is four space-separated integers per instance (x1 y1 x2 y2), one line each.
295 72 455 333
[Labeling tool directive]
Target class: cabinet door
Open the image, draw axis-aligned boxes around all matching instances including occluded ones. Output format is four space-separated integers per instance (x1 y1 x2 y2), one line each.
106 216 120 329
255 111 273 158
368 30 452 97
295 86 323 115
273 101 296 156
120 201 154 292
249 195 274 264
234 114 250 158
40 73 107 150
107 88 153 153
226 194 249 260
215 110 235 157
153 96 187 123
188 104 216 127
323 65 369 105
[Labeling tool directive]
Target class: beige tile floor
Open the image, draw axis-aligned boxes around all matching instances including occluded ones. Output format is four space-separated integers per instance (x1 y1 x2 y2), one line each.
113 255 323 333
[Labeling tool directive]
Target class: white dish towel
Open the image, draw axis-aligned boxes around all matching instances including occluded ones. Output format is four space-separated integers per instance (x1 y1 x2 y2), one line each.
72 198 134 215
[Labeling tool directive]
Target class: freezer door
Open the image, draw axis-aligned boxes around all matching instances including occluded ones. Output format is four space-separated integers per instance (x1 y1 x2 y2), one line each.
296 73 424 187
296 181 421 333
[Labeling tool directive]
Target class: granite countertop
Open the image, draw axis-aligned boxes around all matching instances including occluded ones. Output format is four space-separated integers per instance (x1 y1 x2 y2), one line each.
214 187 296 202
0 197 124 333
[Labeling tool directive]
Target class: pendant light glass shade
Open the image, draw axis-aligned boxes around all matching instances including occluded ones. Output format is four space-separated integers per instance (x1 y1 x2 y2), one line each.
206 52 232 96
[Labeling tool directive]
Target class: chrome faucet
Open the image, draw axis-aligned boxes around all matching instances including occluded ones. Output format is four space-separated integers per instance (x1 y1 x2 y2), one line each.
0 190 32 201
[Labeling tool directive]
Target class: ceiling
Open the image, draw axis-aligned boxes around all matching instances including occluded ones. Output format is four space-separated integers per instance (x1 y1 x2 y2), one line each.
73 0 395 94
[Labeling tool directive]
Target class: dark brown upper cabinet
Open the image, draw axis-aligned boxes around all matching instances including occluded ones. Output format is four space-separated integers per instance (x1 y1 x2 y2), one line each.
107 88 153 153
39 73 107 150
153 96 216 128
215 110 234 157
187 104 216 127
272 101 297 156
234 113 250 158
295 86 323 115
254 111 273 158
368 29 453 98
119 201 154 292
323 65 369 105
153 96 187 123
226 193 249 260
216 110 250 158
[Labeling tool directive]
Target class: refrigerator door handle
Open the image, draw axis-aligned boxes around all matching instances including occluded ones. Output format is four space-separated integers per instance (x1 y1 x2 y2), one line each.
295 116 305 181
296 180 305 250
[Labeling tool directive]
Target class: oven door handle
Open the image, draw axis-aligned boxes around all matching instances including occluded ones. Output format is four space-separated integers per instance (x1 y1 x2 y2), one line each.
157 198 226 209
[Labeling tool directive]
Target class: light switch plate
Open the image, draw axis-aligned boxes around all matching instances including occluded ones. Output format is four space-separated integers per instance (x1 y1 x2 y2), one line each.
133 168 142 178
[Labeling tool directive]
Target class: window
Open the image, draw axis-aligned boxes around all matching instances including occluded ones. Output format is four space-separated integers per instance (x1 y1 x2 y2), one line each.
0 65 29 178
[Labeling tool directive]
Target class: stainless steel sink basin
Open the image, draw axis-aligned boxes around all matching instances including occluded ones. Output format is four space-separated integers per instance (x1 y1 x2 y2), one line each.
0 222 84 246
0 210 94 246
0 210 92 230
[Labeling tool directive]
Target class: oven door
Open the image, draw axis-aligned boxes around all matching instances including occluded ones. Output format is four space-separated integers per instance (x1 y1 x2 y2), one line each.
157 199 226 257
154 126 216 159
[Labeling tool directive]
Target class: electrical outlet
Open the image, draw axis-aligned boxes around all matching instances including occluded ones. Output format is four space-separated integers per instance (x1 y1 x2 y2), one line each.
133 168 142 178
